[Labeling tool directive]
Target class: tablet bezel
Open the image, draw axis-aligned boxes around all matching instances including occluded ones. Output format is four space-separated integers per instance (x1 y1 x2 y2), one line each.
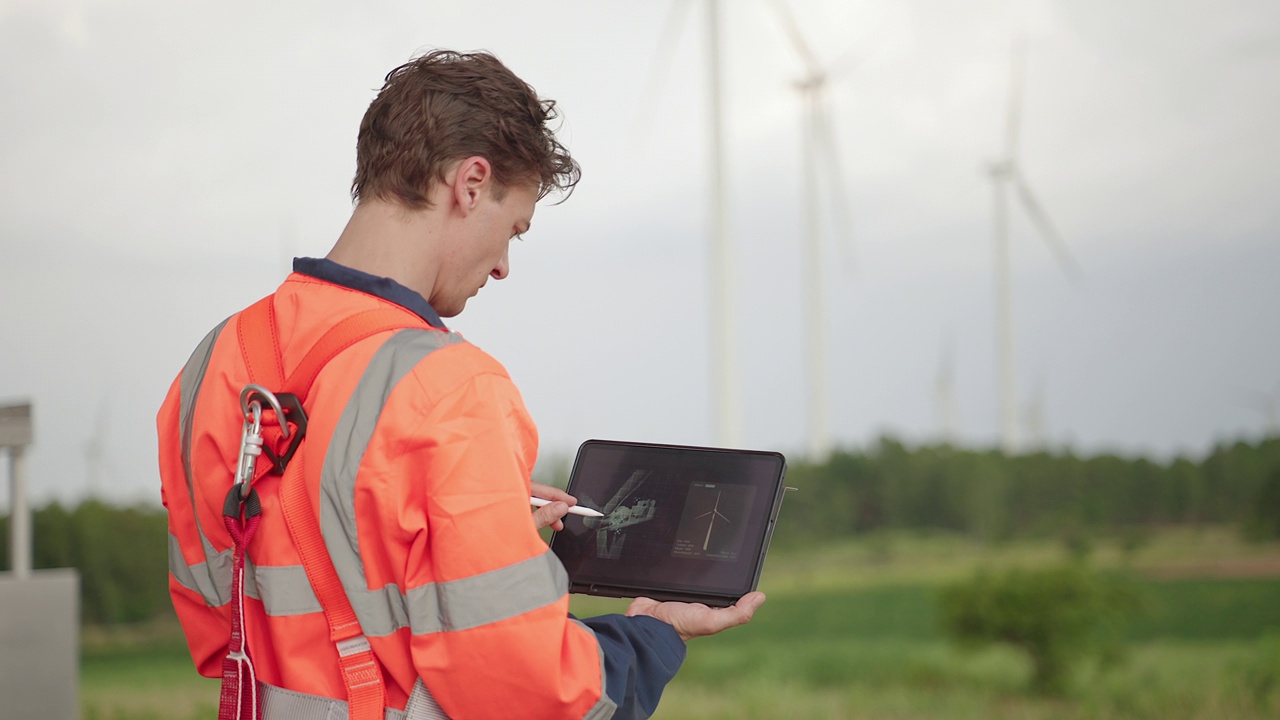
549 439 788 608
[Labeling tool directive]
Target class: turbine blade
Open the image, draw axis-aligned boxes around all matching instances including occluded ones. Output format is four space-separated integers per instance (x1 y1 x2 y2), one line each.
630 0 695 154
1005 34 1027 163
1012 170 1084 283
765 0 822 73
812 100 856 275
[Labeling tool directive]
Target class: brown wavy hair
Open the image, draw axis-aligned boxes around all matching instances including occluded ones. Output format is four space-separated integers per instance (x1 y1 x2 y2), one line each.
351 49 581 207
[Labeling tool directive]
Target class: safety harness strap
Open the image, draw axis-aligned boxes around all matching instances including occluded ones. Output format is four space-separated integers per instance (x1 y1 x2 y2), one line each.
218 499 262 720
259 678 449 720
224 294 428 720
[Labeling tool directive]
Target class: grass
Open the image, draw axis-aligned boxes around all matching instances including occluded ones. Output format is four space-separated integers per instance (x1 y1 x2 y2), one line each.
653 640 1280 720
81 619 217 720
80 527 1280 719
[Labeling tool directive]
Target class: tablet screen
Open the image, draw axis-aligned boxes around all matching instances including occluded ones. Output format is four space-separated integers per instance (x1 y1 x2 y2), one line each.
550 440 787 605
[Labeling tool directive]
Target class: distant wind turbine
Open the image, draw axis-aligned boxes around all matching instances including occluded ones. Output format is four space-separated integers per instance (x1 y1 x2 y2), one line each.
767 0 858 462
935 337 961 444
1230 382 1280 436
986 34 1083 455
1021 376 1048 450
636 0 740 448
84 395 112 497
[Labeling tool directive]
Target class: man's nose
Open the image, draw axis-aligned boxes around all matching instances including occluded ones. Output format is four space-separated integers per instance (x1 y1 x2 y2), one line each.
491 247 510 280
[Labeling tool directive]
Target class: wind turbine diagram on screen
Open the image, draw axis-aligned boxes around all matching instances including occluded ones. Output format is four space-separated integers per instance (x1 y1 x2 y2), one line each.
694 489 731 551
987 34 1083 454
767 0 858 463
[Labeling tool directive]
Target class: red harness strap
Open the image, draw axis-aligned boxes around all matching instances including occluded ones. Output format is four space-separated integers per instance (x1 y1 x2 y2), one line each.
220 487 263 720
218 294 427 720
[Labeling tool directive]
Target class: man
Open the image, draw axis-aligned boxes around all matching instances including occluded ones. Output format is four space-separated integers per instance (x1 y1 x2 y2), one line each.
158 49 764 720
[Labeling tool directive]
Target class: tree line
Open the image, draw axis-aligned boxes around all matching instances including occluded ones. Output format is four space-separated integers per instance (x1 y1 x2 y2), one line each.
0 437 1277 624
773 436 1280 547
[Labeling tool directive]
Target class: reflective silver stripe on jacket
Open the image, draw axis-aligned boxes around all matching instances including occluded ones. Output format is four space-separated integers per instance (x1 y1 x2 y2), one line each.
259 678 448 720
171 318 232 607
168 325 572 633
172 528 567 628
315 328 572 636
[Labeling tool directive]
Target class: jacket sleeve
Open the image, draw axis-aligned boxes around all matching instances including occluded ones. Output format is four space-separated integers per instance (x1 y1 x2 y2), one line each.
157 370 232 679
578 614 686 720
364 360 684 719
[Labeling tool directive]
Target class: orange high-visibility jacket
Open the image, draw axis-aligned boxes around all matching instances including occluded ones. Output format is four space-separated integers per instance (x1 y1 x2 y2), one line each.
159 264 684 719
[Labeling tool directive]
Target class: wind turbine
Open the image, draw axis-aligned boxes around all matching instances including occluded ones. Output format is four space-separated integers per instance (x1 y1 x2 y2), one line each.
935 337 961 444
1230 382 1280 436
767 0 857 462
635 1 739 448
986 34 1082 455
1021 377 1048 450
84 394 112 497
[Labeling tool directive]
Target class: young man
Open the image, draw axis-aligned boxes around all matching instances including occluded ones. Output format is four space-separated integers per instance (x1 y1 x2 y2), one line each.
158 49 764 720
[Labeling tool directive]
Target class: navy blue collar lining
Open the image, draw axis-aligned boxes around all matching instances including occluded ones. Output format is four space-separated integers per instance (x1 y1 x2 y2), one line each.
291 257 448 330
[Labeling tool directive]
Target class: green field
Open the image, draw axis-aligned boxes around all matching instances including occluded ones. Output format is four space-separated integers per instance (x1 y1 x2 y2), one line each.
81 528 1280 719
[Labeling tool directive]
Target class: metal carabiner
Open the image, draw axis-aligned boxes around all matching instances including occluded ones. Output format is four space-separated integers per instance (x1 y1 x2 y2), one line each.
234 384 289 493
234 401 264 491
240 384 290 440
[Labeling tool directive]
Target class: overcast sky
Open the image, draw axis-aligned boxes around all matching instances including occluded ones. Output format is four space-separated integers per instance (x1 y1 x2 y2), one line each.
1 0 1277 506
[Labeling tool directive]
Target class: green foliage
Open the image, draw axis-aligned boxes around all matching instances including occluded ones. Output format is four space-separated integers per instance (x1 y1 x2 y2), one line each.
1237 630 1280 712
938 563 1144 694
0 500 170 624
773 436 1280 548
1243 466 1280 541
1124 577 1280 641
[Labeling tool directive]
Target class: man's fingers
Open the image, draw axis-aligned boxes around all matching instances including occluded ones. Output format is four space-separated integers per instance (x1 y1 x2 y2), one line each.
532 501 569 530
531 482 576 505
626 597 658 617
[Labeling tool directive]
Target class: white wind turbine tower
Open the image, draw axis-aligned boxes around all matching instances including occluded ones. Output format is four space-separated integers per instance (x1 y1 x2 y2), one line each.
1022 377 1048 450
767 0 857 462
935 337 961 444
84 395 112 497
987 34 1083 455
636 0 739 448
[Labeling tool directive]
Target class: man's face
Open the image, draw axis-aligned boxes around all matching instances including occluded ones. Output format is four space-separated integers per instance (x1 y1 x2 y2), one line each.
432 181 537 318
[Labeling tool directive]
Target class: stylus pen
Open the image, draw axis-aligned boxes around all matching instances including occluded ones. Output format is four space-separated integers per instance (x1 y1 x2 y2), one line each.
530 496 605 517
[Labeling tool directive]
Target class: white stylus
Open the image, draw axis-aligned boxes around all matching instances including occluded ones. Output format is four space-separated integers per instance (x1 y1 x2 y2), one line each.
530 496 605 517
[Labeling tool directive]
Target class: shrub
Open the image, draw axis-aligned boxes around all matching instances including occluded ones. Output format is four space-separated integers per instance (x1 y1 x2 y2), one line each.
938 562 1144 694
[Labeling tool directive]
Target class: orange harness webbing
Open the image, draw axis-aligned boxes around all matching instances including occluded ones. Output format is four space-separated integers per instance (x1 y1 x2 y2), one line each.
222 294 427 720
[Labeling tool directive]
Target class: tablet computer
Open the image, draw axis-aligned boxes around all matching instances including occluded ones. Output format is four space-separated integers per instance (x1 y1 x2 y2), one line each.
549 439 789 608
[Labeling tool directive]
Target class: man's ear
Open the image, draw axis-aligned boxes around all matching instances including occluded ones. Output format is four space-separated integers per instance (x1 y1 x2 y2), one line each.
451 156 493 217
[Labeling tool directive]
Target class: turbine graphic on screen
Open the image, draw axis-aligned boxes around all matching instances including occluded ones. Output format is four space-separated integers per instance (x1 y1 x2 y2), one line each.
694 490 731 551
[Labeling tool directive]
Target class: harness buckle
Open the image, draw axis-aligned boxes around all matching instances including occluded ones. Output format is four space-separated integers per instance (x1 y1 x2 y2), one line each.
260 392 307 476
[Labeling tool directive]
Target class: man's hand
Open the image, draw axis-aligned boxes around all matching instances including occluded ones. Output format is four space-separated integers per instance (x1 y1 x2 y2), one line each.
625 591 766 642
530 482 578 531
